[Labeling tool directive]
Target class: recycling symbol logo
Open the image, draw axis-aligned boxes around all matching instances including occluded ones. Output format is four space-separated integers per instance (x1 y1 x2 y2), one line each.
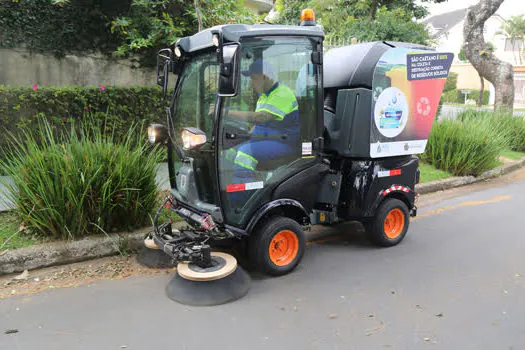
416 97 431 117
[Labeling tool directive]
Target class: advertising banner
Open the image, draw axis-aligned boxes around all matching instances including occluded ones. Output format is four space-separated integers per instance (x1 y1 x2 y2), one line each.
370 48 454 158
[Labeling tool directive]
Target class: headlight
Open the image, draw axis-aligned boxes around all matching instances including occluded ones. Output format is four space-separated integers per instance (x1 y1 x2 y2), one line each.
147 126 157 144
147 124 168 144
181 128 207 150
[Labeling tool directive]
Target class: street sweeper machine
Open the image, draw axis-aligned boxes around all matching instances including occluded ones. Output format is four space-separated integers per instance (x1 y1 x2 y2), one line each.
143 9 453 305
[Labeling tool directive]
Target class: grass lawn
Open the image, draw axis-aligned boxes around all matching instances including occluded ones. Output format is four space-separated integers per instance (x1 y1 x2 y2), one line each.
0 211 44 251
500 150 525 160
418 162 453 183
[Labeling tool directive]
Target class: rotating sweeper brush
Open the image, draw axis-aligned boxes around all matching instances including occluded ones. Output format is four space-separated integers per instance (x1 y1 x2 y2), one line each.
140 197 251 306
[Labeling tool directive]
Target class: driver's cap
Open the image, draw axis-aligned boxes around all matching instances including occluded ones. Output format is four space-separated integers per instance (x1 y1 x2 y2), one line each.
241 59 276 80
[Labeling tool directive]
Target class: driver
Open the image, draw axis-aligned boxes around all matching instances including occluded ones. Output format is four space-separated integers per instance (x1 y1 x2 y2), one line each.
224 59 300 190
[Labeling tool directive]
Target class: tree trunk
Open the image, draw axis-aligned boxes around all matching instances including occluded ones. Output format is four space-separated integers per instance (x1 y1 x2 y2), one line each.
194 0 203 32
370 0 379 20
478 73 484 107
518 37 523 66
463 0 514 112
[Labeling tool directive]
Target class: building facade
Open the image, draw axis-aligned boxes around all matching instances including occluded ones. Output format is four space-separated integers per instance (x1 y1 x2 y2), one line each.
423 8 525 107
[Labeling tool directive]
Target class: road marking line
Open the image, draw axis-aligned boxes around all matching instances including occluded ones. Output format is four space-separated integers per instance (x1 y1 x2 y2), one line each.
412 195 512 221
306 196 511 245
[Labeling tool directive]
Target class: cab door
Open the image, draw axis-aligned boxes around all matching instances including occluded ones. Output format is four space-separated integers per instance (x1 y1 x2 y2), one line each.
218 36 322 227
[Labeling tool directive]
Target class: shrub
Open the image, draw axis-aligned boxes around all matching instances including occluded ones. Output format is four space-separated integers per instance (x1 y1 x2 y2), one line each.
423 116 509 176
500 114 525 152
441 89 490 105
0 118 163 240
0 85 167 160
457 110 525 152
443 72 458 93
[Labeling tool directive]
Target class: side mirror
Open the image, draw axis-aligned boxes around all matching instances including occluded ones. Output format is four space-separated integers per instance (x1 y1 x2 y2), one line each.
218 44 240 97
156 48 173 96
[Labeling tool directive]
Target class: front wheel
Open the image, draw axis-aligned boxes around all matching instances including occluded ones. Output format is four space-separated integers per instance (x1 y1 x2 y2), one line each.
248 216 305 276
366 198 410 247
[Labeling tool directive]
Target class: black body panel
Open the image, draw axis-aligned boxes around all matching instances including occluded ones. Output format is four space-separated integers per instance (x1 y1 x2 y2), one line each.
323 41 435 90
323 88 373 158
272 162 330 213
337 156 419 220
323 42 389 90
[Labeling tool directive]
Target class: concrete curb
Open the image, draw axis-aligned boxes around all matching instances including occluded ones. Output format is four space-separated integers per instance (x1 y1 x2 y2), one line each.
0 229 147 276
415 157 525 195
415 176 476 195
1 158 525 276
0 222 186 276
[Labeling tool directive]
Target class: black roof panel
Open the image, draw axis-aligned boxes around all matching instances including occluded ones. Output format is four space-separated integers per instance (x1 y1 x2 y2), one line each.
177 24 324 53
323 41 435 89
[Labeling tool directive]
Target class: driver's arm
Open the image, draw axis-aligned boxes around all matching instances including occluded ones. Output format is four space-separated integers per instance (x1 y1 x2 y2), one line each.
227 109 276 124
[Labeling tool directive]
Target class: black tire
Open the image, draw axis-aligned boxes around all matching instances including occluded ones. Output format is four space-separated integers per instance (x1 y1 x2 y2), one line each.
248 216 305 276
366 198 410 247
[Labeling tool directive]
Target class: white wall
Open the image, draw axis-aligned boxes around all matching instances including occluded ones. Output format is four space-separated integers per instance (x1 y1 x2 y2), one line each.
432 15 521 66
433 23 463 62
0 49 156 87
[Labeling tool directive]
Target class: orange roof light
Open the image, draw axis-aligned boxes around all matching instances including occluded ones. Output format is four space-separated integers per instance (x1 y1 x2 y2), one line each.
300 8 315 22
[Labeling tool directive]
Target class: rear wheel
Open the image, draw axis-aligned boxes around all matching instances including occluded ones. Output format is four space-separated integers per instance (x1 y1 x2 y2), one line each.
366 198 409 247
248 216 305 276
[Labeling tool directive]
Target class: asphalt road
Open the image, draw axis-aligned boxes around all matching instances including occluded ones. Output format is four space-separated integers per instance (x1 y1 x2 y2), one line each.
2 177 525 349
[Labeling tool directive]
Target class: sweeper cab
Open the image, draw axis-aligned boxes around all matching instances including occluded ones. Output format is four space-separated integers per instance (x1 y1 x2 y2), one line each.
145 9 454 280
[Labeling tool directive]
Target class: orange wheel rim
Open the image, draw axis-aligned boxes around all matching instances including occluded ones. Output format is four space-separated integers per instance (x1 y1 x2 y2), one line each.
384 208 405 239
269 230 299 266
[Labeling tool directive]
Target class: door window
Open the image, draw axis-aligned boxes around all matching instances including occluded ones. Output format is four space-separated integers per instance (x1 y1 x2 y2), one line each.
218 37 319 226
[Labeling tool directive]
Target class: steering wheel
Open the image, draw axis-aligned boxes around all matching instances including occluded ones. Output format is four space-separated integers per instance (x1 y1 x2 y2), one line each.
223 118 252 135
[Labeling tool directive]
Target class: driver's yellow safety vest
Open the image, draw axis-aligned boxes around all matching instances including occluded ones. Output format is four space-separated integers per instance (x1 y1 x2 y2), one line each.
225 83 298 172
255 83 298 120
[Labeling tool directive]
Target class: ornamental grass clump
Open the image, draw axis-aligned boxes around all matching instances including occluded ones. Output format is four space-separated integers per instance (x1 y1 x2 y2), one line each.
0 118 163 240
458 110 525 153
423 115 509 177
494 113 525 152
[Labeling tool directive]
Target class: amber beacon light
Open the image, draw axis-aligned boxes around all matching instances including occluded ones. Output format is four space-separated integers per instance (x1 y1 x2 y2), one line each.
300 8 315 26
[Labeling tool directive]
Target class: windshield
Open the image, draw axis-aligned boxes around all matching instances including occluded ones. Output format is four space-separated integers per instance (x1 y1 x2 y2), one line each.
170 52 219 147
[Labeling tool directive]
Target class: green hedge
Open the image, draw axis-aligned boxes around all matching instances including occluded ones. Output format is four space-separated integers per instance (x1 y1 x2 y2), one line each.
443 89 489 105
0 85 167 159
442 89 490 105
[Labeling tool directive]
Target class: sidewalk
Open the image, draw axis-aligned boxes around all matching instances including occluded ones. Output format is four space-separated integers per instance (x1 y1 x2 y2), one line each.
0 163 171 212
0 175 14 211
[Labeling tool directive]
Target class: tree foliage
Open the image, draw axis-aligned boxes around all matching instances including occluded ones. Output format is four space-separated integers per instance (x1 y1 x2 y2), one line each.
0 0 127 57
0 0 447 66
0 0 257 66
330 8 431 43
497 15 525 65
273 0 447 45
110 0 257 65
